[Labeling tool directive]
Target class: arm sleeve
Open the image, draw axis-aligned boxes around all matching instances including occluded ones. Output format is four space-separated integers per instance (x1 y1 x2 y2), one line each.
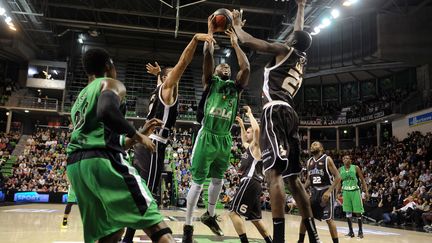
97 90 137 138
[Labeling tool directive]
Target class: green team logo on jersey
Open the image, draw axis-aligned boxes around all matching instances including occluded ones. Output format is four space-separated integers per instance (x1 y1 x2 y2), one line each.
209 107 233 120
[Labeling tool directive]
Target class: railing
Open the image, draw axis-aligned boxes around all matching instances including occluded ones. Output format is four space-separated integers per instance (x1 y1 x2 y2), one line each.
4 96 59 111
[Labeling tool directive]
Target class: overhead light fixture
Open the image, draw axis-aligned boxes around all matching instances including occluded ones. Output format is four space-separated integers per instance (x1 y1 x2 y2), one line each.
37 89 41 92
331 9 340 19
6 112 9 116
24 110 29 113
384 120 388 123
5 16 11 24
343 0 358 7
343 129 348 134
0 8 5 16
9 24 16 31
321 18 331 28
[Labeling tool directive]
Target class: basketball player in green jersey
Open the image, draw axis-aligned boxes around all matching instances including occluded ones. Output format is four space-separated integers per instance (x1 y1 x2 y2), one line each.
67 48 174 243
182 26 250 242
339 155 369 239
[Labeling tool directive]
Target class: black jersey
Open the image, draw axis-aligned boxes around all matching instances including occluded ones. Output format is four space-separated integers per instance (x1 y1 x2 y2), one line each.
263 48 307 106
146 84 178 143
307 154 333 189
238 148 264 182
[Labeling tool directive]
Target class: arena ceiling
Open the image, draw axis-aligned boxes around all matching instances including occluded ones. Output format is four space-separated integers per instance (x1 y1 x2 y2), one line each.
1 0 431 74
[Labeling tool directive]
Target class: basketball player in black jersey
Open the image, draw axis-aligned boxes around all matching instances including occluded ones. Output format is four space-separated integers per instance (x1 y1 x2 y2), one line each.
122 33 215 243
229 106 272 243
232 1 320 242
297 142 341 243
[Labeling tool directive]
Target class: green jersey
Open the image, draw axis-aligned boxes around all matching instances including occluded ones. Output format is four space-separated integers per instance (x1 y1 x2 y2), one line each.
339 164 360 191
200 75 240 134
67 78 125 155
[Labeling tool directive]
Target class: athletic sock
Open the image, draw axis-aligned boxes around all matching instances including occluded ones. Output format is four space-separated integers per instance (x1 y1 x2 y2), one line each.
185 182 203 225
264 235 273 243
332 238 339 243
298 233 306 243
273 218 285 243
239 233 249 243
303 217 320 243
208 178 223 216
358 216 363 233
347 217 354 233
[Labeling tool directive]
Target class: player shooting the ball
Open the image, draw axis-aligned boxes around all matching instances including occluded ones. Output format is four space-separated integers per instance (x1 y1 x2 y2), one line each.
182 9 250 243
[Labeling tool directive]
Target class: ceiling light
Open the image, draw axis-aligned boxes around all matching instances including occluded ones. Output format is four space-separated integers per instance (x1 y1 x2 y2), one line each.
5 16 12 24
343 0 358 7
343 130 348 134
384 120 388 123
313 27 321 34
321 18 331 28
0 8 5 16
9 24 16 31
24 110 29 113
78 37 83 44
6 112 9 116
331 9 340 19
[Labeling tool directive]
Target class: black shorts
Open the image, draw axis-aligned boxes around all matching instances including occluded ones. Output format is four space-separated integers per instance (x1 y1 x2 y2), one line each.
310 187 335 221
260 102 301 177
229 178 262 221
133 140 167 195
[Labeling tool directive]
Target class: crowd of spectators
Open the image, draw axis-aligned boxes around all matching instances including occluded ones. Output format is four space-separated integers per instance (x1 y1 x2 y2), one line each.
0 132 20 167
1 121 431 232
297 89 409 120
4 127 70 193
325 132 432 231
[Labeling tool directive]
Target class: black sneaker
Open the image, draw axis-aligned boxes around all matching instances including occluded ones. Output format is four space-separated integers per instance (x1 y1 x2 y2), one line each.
200 211 224 236
182 225 194 243
358 232 364 239
345 232 355 238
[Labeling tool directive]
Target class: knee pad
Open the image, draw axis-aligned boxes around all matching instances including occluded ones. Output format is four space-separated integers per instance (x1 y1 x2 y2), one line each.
346 212 353 218
150 227 172 242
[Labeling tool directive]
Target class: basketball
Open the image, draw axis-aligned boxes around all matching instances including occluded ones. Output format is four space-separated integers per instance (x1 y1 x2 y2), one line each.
210 8 232 33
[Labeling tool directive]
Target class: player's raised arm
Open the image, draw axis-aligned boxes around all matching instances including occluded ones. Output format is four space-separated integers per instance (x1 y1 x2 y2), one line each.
225 28 250 89
97 78 156 152
202 17 215 88
294 0 307 31
166 34 215 90
231 10 289 56
236 116 249 149
244 106 260 149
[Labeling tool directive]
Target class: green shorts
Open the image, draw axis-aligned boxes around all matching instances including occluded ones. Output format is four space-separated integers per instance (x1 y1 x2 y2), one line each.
190 128 232 184
66 149 163 243
67 185 77 203
342 189 364 214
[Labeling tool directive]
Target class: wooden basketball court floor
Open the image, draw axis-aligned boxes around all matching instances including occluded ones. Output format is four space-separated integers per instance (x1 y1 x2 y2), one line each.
0 204 430 243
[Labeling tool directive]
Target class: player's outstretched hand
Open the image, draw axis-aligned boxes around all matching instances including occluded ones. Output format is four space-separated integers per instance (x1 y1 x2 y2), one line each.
235 116 243 124
140 118 163 136
231 9 246 28
243 105 252 115
194 33 216 44
133 132 156 152
225 28 238 47
146 62 161 76
296 0 307 6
